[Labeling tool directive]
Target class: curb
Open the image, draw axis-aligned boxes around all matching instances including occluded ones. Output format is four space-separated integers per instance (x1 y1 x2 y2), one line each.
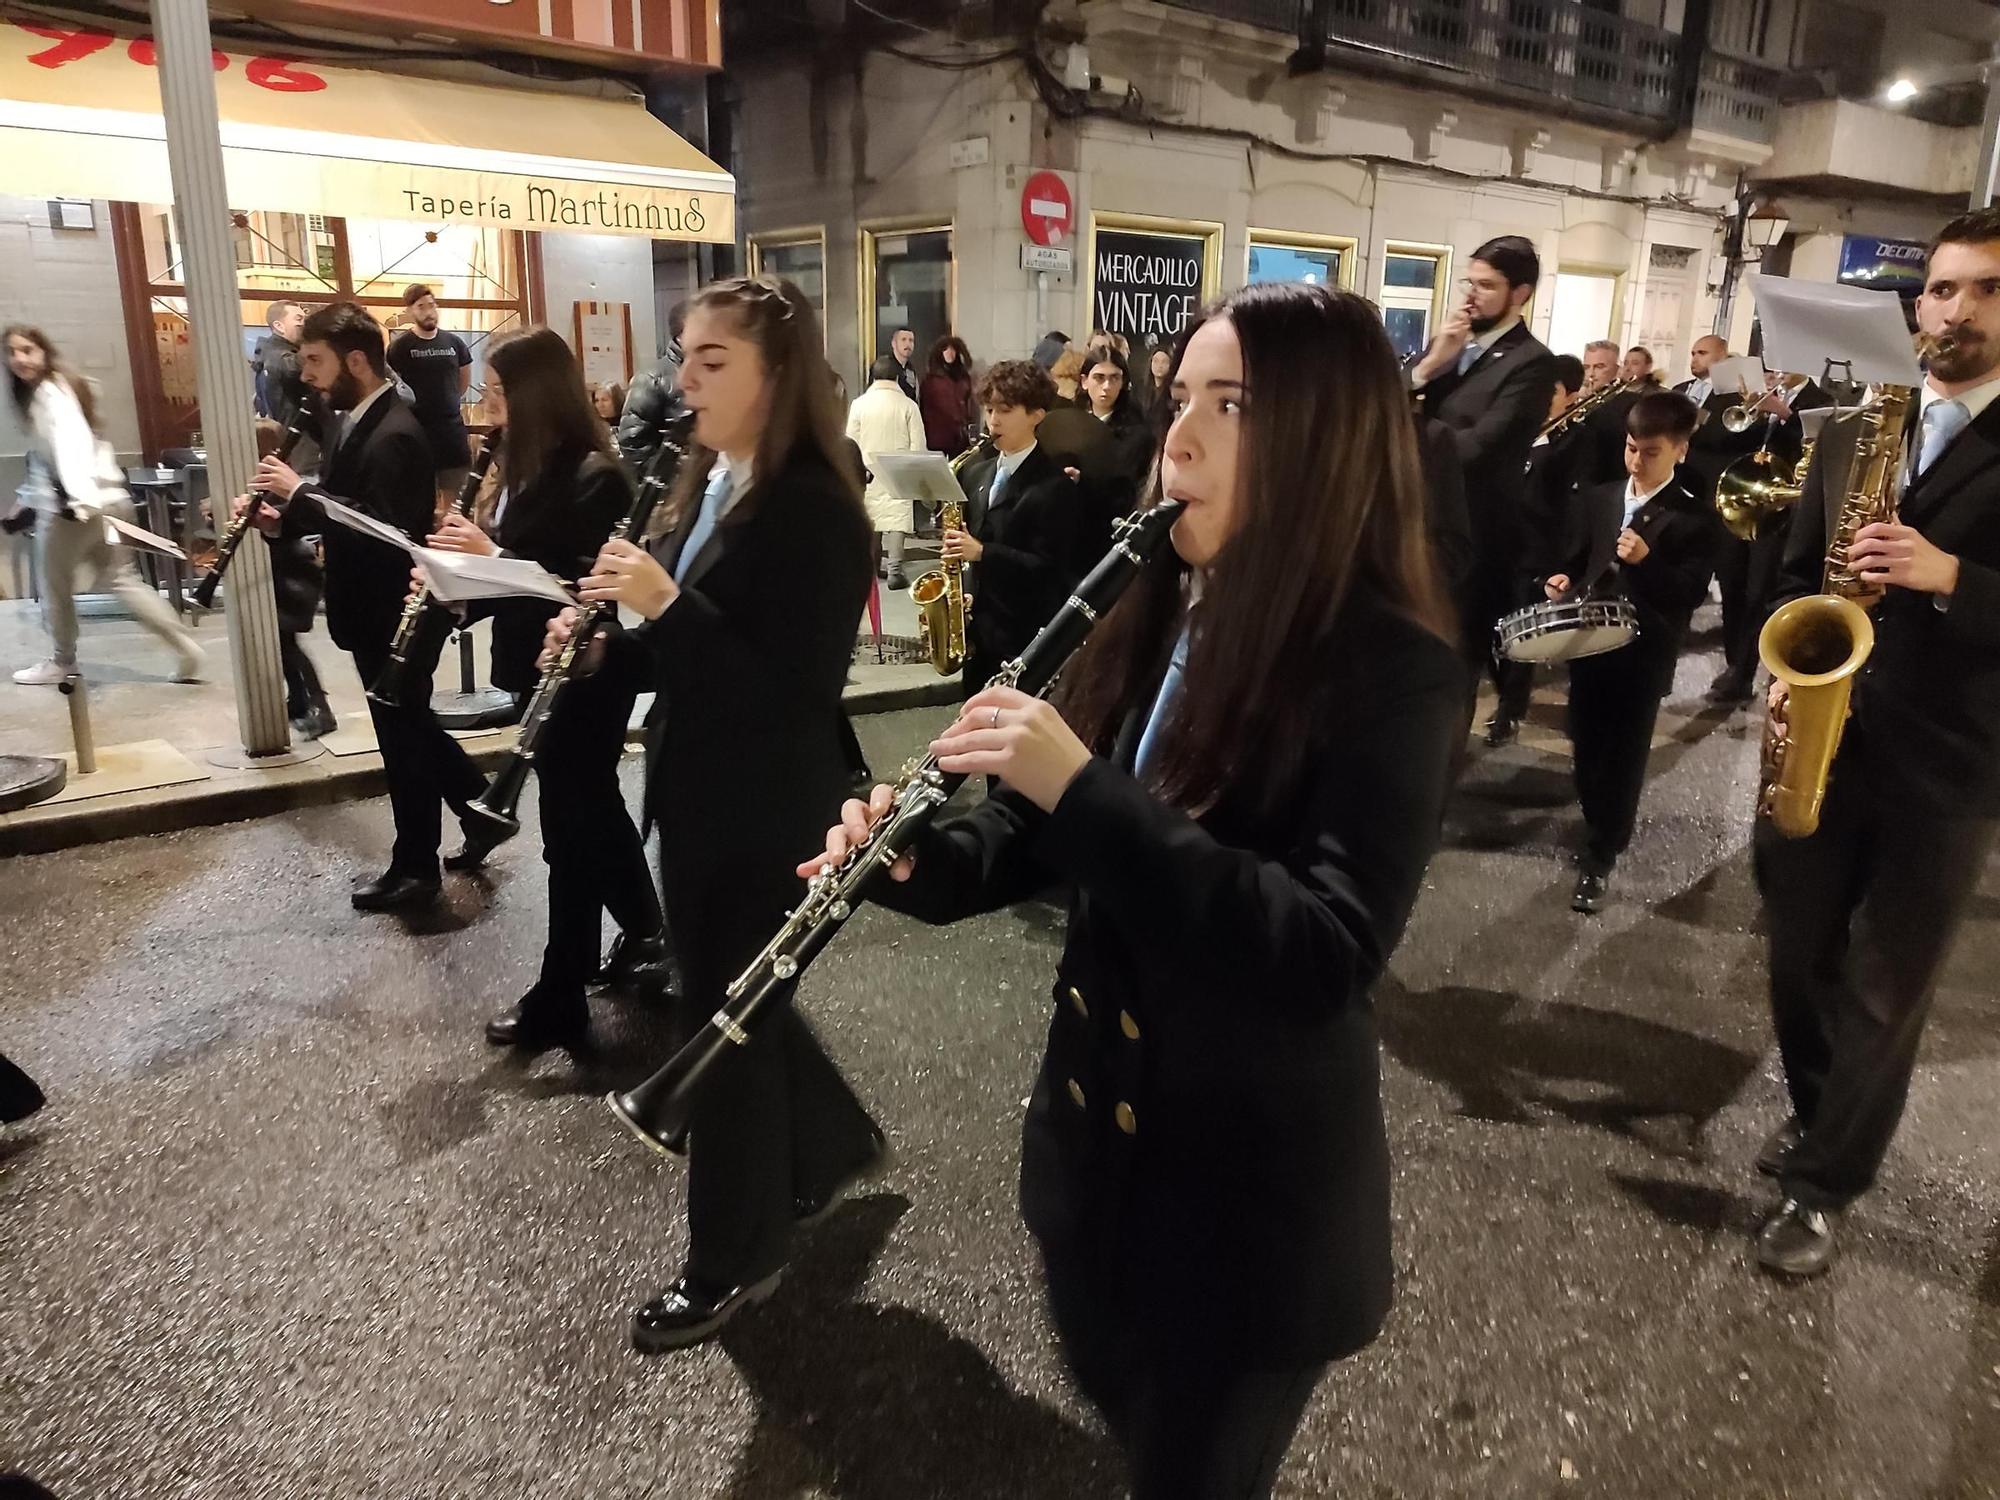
0 676 964 859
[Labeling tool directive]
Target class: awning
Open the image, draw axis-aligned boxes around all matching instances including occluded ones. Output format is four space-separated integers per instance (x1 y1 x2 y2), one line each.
0 22 733 242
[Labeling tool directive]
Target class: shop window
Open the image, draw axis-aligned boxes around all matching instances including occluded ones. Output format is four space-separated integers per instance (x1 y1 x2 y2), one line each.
861 225 953 385
1547 269 1622 361
1246 233 1356 291
1378 244 1451 360
748 231 828 343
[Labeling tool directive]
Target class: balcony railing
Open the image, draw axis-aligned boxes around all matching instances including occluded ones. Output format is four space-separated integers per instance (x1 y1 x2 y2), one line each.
1162 0 1688 126
1691 51 1782 145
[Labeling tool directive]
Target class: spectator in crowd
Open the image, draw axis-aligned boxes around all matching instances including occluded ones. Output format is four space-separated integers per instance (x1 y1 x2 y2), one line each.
5 325 205 687
890 326 920 402
1030 330 1071 370
592 381 626 425
847 354 928 590
616 302 687 473
920 335 978 458
1079 346 1154 487
385 283 474 506
1050 348 1086 408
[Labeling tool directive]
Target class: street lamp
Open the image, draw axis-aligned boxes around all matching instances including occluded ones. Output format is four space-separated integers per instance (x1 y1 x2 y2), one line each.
1744 202 1790 254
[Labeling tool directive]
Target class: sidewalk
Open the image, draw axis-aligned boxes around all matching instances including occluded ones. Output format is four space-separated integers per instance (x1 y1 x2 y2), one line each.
0 563 957 855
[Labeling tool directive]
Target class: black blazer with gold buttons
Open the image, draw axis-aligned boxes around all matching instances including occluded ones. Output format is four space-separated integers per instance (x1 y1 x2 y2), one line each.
872 593 1464 1363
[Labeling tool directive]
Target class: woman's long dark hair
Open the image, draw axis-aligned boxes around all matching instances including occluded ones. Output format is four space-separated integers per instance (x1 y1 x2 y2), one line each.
925 334 972 383
1059 283 1453 820
4 324 98 435
1079 346 1138 426
650 276 863 537
481 327 611 523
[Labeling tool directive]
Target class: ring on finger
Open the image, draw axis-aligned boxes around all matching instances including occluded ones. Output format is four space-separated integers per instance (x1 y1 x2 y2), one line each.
990 706 1002 729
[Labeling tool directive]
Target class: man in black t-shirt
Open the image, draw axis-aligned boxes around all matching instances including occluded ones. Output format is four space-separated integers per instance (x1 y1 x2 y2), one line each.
385 283 473 504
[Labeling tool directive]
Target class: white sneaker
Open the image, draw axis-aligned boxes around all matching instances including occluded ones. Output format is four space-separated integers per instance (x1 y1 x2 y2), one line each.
173 646 207 684
12 659 76 686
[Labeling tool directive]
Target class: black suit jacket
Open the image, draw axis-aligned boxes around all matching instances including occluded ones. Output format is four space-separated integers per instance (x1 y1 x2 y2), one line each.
1674 382 1766 502
482 447 629 692
1520 427 1590 585
1777 400 2000 817
1416 321 1558 599
965 444 1094 676
1559 477 1716 665
1416 411 1473 603
873 593 1464 1363
288 388 433 654
610 447 872 873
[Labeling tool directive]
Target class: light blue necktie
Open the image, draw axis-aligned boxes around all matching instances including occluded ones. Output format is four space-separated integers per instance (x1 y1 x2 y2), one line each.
1134 620 1190 778
1456 341 1483 377
1915 398 1969 480
674 466 730 583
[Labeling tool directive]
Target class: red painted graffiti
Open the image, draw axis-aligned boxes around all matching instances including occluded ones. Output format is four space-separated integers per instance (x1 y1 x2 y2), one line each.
11 23 326 92
17 23 115 68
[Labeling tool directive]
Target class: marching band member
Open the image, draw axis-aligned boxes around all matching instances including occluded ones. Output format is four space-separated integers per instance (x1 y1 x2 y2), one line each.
1542 391 1714 913
806 283 1462 1500
1752 209 2000 1277
407 328 666 1046
543 277 884 1351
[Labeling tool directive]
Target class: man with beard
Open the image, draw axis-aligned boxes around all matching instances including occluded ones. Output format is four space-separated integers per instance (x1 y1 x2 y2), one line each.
386 284 474 505
1406 235 1558 749
245 302 502 912
1750 207 2000 1278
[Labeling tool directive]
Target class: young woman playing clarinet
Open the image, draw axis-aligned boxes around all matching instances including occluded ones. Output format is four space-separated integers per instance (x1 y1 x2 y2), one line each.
541 277 884 1350
416 328 667 1045
803 282 1464 1500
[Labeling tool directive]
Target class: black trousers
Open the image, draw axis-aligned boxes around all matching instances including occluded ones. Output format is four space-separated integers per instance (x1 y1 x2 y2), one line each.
279 630 326 719
664 854 881 1289
529 666 661 1007
1043 1251 1327 1500
1566 641 1673 870
1755 757 1997 1211
350 634 487 882
1715 514 1791 683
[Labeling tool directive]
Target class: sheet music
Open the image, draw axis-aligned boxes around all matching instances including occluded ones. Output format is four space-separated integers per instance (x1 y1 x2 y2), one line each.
314 494 420 554
101 513 188 560
868 452 969 512
415 548 576 606
1746 272 1924 389
1706 355 1769 400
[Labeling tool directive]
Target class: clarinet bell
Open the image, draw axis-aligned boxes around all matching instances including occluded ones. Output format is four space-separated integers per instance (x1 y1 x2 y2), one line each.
465 757 530 840
606 1075 692 1158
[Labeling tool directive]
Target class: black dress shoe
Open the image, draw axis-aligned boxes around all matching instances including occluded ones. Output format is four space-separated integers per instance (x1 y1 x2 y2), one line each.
631 1270 784 1354
795 1132 894 1228
1483 713 1520 748
593 931 671 986
484 998 588 1048
290 700 337 742
444 810 517 873
1756 1118 1804 1178
351 872 441 913
1571 868 1609 914
1707 670 1755 704
1757 1198 1838 1278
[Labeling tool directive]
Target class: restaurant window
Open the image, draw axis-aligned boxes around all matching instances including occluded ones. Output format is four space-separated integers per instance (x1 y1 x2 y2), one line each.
749 230 828 343
1378 243 1452 361
861 224 953 386
115 205 536 453
1246 232 1357 291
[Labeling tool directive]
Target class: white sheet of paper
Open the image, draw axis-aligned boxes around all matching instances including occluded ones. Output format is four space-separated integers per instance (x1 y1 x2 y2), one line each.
868 451 968 513
314 494 420 554
415 548 576 606
101 512 188 560
1747 272 1924 389
1706 355 1769 400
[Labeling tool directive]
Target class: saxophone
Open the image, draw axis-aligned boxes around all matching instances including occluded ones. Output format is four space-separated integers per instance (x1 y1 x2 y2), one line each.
1756 335 1953 838
910 436 995 675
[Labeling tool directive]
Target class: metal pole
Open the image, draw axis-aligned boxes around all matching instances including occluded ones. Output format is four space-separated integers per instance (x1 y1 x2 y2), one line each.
150 0 290 757
59 677 96 776
1974 54 2000 210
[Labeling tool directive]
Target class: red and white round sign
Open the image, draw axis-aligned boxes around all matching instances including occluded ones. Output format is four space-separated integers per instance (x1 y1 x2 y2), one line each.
1020 171 1074 246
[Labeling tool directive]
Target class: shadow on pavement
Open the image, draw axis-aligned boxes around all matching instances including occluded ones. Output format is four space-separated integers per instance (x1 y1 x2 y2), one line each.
718 1193 1122 1500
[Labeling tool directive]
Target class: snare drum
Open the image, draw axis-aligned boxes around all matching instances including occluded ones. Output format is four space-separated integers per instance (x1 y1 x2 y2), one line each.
1496 596 1639 663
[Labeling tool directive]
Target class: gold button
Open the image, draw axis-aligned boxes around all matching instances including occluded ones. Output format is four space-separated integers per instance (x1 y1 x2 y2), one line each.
1066 1077 1086 1109
1068 985 1088 1019
1119 1010 1140 1041
1115 1102 1137 1135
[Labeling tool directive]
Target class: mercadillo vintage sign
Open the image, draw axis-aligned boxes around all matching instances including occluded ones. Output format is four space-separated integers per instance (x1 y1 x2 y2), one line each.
0 22 734 242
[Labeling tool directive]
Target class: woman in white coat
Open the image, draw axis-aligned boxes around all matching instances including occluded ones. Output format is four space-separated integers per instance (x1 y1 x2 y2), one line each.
845 354 929 589
6 325 204 685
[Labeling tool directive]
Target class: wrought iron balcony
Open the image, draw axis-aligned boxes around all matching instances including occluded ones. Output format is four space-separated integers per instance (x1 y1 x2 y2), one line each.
1691 51 1783 146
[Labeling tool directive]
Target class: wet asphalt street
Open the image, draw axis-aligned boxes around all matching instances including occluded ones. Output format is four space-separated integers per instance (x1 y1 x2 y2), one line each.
3 616 1998 1500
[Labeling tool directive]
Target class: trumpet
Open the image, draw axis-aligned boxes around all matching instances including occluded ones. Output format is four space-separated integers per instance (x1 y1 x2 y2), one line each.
1539 378 1635 441
190 399 316 610
464 407 696 838
608 499 1187 1157
368 436 500 709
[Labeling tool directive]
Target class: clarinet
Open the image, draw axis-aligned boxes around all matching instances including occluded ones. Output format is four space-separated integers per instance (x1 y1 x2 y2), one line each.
462 406 698 841
366 436 501 709
190 400 316 609
607 498 1188 1157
